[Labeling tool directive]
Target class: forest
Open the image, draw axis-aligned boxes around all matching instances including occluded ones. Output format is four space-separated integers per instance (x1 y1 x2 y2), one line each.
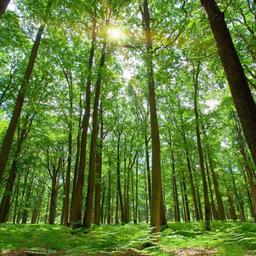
0 0 256 255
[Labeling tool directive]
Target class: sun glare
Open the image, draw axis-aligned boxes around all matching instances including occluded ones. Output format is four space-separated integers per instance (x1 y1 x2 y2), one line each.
107 27 126 41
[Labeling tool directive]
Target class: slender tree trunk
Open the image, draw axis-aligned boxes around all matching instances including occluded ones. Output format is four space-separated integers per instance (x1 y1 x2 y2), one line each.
49 171 58 225
63 81 73 225
193 63 211 230
207 150 225 220
83 43 106 229
116 133 125 223
144 135 152 222
143 0 165 232
205 158 217 220
0 25 44 182
144 166 149 223
200 0 256 166
0 158 17 222
169 138 180 222
107 159 111 224
234 116 256 219
0 0 10 16
228 191 238 221
22 175 34 224
70 93 82 222
12 172 20 224
177 102 201 221
31 185 44 224
181 174 190 222
229 165 246 221
134 158 139 224
70 19 96 226
94 109 103 225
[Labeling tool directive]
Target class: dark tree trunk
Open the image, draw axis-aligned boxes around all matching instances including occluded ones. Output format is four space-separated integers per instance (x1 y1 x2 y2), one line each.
21 175 34 224
0 25 44 182
167 131 180 222
94 109 103 225
177 102 201 221
181 174 190 222
70 19 96 226
143 0 165 232
228 192 238 221
116 133 125 223
229 165 246 221
206 149 225 220
205 157 217 220
193 63 211 230
200 0 256 166
234 115 256 220
0 158 17 222
0 0 10 16
83 43 106 229
31 184 44 224
70 93 82 223
12 172 20 224
144 135 152 221
63 77 73 225
107 159 112 224
48 171 58 225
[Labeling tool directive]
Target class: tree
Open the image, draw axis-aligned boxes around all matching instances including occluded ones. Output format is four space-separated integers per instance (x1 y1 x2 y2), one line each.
200 0 256 166
0 0 10 16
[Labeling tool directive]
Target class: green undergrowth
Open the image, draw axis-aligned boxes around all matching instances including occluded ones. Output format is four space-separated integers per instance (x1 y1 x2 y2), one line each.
0 221 255 255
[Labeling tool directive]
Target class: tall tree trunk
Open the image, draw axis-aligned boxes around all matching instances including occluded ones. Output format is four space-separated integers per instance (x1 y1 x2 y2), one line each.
63 79 73 225
48 171 58 225
143 0 165 232
70 93 82 223
181 174 190 222
234 115 256 219
168 131 180 222
134 158 139 224
177 101 201 221
116 133 125 223
144 135 152 222
0 157 17 222
21 174 34 224
0 0 10 16
107 159 112 224
83 43 106 229
0 25 44 182
228 191 238 221
193 63 211 230
206 148 225 220
200 0 256 166
70 19 96 226
205 157 217 220
12 171 20 224
229 165 246 221
94 108 103 225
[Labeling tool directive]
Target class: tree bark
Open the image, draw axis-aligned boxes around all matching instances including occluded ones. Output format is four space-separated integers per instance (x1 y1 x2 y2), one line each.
193 63 211 230
0 25 44 182
143 0 165 232
63 77 73 226
144 135 152 222
94 108 103 225
0 0 10 16
200 0 256 166
70 19 97 226
83 43 106 228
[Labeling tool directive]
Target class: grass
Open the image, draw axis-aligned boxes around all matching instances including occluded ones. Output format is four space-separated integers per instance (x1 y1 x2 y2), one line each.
0 221 255 255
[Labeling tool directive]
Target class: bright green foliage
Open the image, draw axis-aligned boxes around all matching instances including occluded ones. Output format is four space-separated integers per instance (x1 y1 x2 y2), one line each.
0 222 256 255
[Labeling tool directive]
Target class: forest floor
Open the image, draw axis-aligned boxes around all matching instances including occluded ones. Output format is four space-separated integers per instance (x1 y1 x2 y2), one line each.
0 221 255 256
